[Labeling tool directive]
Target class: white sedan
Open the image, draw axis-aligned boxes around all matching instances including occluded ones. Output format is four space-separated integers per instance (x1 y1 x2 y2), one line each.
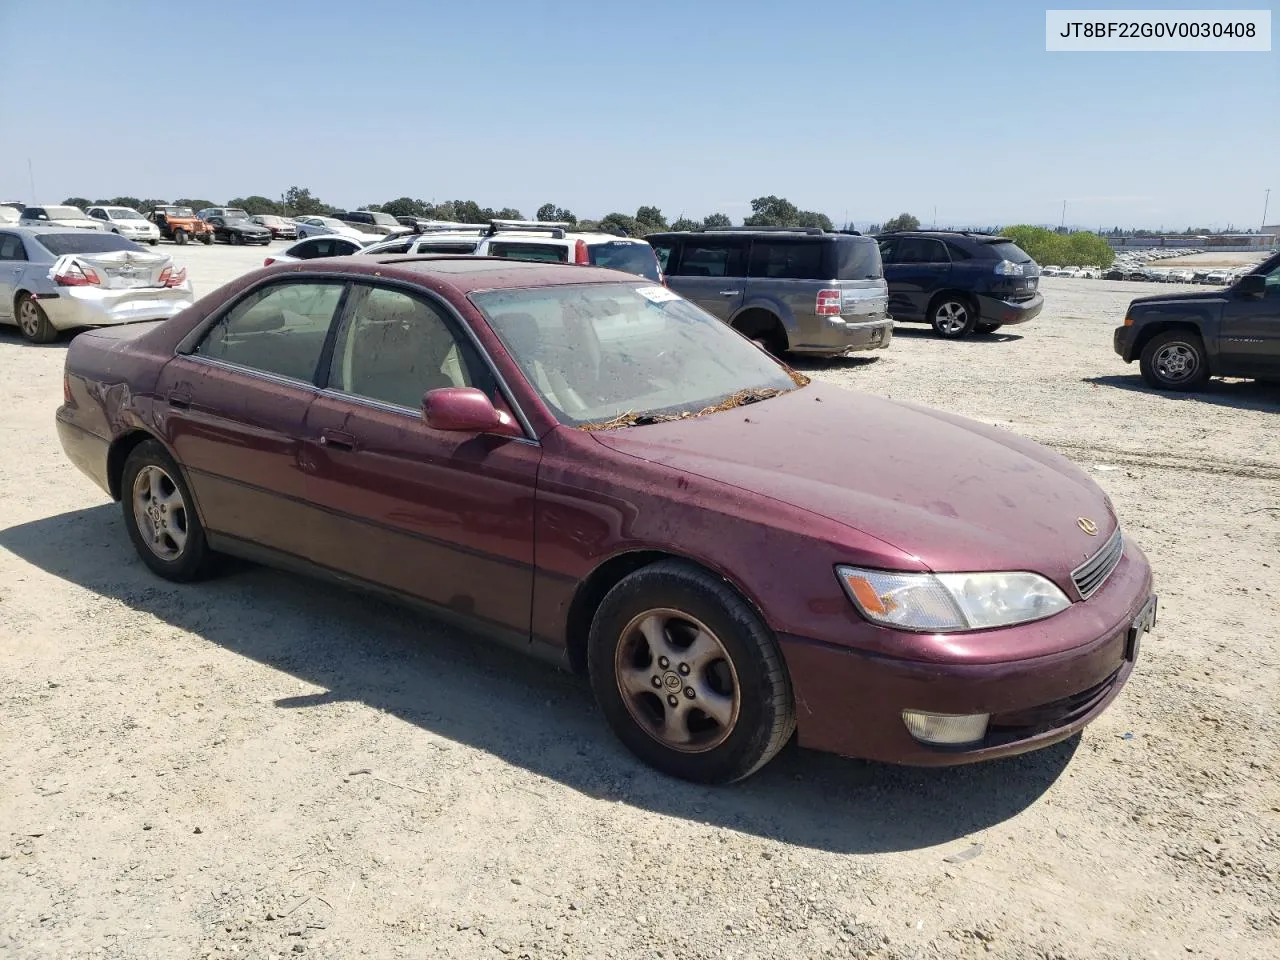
86 206 161 245
293 216 369 242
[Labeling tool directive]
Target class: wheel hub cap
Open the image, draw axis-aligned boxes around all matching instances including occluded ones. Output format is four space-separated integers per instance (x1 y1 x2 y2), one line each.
132 465 189 561
1155 343 1197 381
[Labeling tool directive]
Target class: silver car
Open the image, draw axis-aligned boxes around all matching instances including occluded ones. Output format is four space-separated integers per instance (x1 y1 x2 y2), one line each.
0 227 194 343
18 204 106 231
86 206 161 245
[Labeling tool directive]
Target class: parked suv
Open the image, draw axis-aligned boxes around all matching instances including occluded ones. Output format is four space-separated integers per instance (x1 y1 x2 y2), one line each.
1113 251 1280 391
646 227 890 357
875 231 1042 339
335 210 411 237
474 220 664 283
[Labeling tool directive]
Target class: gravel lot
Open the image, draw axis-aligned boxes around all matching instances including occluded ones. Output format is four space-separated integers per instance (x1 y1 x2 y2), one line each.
2 243 1278 960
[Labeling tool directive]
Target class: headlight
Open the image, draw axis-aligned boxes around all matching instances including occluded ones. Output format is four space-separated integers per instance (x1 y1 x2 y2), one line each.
836 566 1070 632
994 260 1025 276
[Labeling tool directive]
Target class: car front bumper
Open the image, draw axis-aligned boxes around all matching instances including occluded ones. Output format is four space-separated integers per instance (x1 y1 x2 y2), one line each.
779 541 1155 765
976 292 1043 325
1113 325 1138 361
790 317 894 356
33 284 195 331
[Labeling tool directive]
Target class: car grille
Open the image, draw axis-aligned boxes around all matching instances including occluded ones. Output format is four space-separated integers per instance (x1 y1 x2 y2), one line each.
985 668 1121 745
1071 527 1124 600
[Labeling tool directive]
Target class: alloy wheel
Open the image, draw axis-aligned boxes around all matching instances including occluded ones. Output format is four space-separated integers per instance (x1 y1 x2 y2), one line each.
18 300 40 339
131 465 190 561
614 608 741 753
1153 342 1199 384
934 301 969 335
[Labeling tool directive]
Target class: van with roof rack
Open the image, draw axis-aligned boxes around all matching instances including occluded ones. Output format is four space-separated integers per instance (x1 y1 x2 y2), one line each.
645 227 891 357
472 220 663 282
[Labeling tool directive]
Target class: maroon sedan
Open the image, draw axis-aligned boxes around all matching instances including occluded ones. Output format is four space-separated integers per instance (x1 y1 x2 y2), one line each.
56 256 1157 783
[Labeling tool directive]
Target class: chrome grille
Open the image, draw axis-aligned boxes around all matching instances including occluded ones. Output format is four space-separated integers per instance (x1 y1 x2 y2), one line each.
1071 527 1124 600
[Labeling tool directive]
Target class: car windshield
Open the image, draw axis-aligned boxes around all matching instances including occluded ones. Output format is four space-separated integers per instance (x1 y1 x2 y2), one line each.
34 233 140 256
106 207 144 220
162 207 195 217
225 209 250 219
44 206 89 220
369 212 400 226
586 241 663 282
471 282 804 428
988 241 1033 262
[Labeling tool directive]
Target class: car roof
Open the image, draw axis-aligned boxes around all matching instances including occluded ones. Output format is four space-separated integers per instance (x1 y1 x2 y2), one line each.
647 229 864 242
487 231 649 245
283 255 637 293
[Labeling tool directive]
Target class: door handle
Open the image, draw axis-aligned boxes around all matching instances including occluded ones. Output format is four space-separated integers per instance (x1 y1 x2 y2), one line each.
718 289 740 296
318 429 357 452
167 391 191 410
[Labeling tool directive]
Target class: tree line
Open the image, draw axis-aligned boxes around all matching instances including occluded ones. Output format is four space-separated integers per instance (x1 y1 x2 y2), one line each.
58 188 836 236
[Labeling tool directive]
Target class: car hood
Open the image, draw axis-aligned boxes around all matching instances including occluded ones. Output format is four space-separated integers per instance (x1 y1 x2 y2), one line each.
1129 289 1225 306
589 382 1115 591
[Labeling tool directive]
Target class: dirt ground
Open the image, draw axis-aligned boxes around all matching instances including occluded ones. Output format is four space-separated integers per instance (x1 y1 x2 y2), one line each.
2 245 1278 960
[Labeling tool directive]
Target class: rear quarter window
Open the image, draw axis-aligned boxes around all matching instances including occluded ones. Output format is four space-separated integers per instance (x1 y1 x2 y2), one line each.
487 242 568 263
987 241 1032 262
834 238 884 280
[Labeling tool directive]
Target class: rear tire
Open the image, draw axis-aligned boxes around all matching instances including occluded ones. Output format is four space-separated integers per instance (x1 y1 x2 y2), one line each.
1139 330 1210 392
929 296 977 339
121 440 213 582
587 560 796 784
15 293 57 343
173 228 188 245
732 311 787 356
148 239 159 246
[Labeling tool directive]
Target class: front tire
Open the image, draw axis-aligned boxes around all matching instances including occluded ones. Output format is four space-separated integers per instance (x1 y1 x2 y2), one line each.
200 234 213 245
929 296 977 339
173 228 188 245
230 232 242 246
148 239 159 246
587 560 795 784
121 440 212 582
15 294 57 343
1139 330 1210 391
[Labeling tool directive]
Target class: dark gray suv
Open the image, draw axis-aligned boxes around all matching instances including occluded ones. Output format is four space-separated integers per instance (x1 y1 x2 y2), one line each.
646 228 891 357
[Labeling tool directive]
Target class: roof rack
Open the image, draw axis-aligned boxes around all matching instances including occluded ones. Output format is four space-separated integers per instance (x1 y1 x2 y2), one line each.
877 229 1000 237
704 226 827 235
487 218 570 239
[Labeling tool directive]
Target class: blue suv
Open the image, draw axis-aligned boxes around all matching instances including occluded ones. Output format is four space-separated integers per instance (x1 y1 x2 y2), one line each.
875 231 1042 338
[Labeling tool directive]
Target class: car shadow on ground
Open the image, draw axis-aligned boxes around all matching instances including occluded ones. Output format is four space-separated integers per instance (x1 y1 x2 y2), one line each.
0 504 1078 856
886 326 1024 344
786 354 882 374
1084 374 1280 412
0 325 72 348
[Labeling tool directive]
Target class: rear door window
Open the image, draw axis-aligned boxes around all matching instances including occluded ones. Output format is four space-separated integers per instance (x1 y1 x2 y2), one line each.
987 241 1032 263
672 239 746 278
0 234 27 260
747 239 825 280
194 281 346 382
895 238 949 263
834 238 884 280
586 241 662 281
488 242 568 262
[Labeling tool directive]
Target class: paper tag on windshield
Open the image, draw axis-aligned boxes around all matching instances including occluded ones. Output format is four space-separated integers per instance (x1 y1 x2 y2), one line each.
635 285 681 304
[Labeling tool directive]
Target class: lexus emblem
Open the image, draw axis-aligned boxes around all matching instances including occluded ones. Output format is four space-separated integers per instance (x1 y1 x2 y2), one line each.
1077 517 1099 536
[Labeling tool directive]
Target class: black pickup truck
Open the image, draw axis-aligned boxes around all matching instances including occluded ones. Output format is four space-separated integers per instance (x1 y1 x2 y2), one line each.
1113 251 1280 390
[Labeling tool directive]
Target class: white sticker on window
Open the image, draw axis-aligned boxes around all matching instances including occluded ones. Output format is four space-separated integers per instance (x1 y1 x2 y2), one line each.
635 285 681 304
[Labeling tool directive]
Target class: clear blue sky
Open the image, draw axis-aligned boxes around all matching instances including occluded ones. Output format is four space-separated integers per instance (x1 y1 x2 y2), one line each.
0 0 1274 229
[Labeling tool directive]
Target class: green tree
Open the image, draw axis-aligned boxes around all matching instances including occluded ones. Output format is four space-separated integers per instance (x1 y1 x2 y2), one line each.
493 207 523 220
536 202 576 224
743 195 799 227
280 186 329 216
634 206 668 233
228 195 280 215
105 196 143 210
173 198 215 212
701 212 732 229
881 212 920 232
1000 225 1115 268
795 209 834 231
62 197 92 209
670 216 701 232
599 212 644 237
381 197 428 219
139 199 167 213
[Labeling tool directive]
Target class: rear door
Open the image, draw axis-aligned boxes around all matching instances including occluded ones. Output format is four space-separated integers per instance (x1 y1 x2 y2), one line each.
299 282 540 636
664 236 747 321
1218 260 1280 375
156 278 347 556
881 237 950 319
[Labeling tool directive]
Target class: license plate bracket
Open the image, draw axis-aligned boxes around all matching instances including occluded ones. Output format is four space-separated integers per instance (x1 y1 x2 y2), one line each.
1126 594 1158 661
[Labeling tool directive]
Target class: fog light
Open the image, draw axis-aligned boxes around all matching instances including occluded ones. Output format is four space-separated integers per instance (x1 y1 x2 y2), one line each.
902 710 989 746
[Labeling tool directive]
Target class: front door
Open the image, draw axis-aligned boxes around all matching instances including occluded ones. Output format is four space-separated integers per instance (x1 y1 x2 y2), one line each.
1217 260 1280 376
157 278 347 556
299 282 540 637
665 237 747 322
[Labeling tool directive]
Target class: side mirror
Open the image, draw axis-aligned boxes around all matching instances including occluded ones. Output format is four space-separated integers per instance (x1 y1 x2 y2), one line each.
1236 273 1266 298
423 387 519 436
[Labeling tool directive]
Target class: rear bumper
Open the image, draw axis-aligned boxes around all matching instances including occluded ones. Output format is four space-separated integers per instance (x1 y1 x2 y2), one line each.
976 291 1043 325
791 317 894 356
55 411 112 497
780 544 1154 765
34 285 194 330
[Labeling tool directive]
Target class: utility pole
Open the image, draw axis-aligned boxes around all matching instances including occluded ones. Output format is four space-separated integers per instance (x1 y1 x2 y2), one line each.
933 205 937 228
1060 200 1067 231
27 159 36 204
1262 188 1271 233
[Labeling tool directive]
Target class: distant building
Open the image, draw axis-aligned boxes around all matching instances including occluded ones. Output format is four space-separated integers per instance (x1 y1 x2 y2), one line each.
1107 234 1276 251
